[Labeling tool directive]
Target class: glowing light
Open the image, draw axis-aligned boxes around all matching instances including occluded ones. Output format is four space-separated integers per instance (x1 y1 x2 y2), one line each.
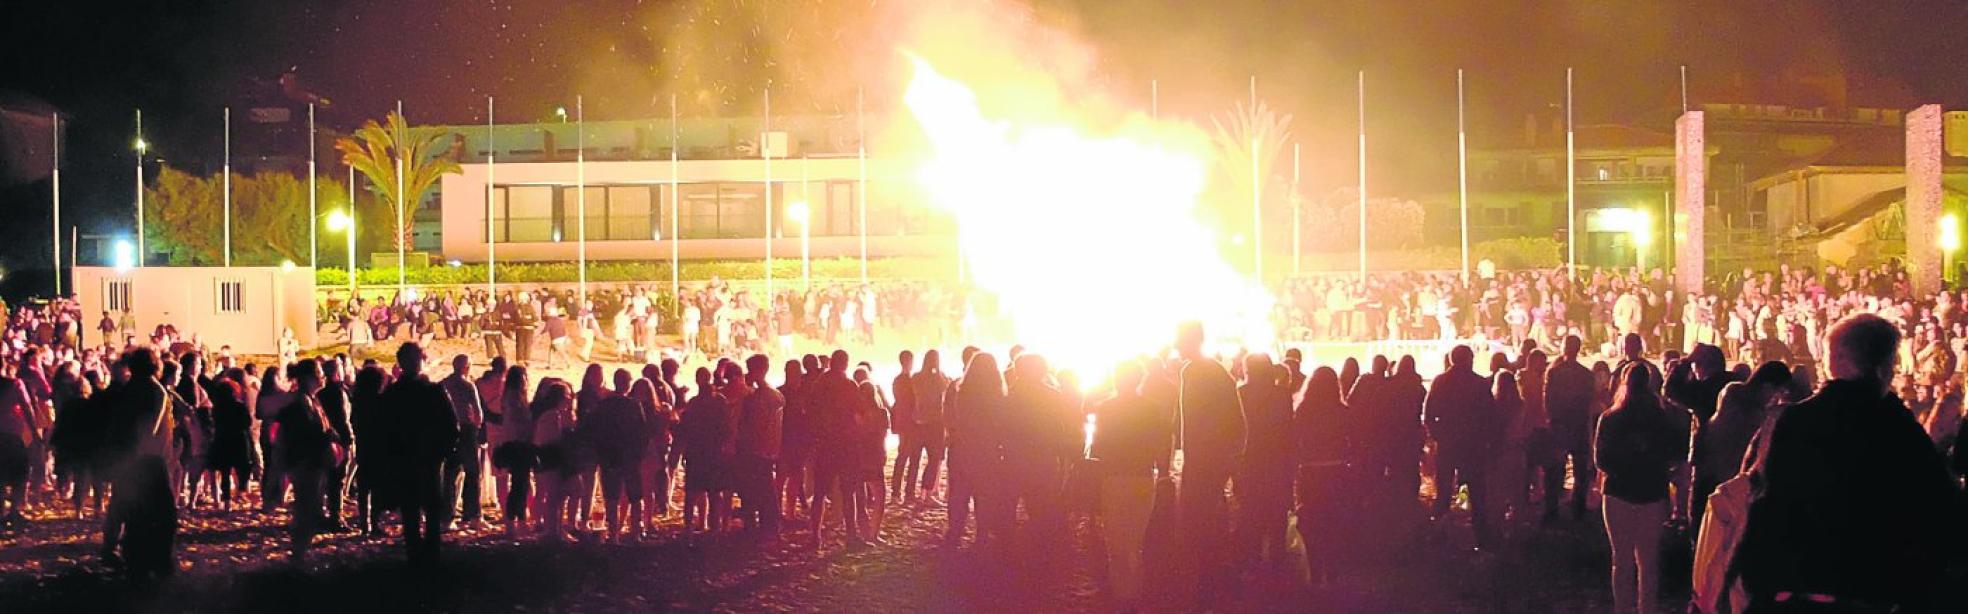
325 209 351 232
134 138 148 153
1631 210 1654 248
902 56 1274 379
448 259 463 267
1941 213 1961 252
786 200 810 225
112 239 136 271
280 259 296 272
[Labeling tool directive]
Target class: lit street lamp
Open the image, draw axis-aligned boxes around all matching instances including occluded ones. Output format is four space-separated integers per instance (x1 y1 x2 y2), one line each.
327 208 355 298
1941 212 1960 285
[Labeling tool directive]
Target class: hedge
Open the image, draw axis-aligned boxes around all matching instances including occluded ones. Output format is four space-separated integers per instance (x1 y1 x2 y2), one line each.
315 257 960 287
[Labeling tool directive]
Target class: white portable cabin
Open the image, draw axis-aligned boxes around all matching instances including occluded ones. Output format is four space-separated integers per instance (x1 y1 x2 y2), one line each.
72 266 317 355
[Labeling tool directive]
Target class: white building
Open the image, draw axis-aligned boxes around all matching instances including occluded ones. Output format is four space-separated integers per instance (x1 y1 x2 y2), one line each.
73 266 317 355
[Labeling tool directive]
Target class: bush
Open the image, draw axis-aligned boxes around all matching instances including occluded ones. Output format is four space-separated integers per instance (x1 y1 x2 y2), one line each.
1294 237 1562 273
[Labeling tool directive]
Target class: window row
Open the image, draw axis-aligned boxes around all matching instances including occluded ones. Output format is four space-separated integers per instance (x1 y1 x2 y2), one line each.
486 181 931 243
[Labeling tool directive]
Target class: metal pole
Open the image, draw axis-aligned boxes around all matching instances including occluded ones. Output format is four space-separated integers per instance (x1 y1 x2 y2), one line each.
1566 68 1577 277
802 154 811 290
135 109 145 268
487 96 496 298
51 112 60 296
309 103 318 268
348 165 357 299
224 107 232 267
577 95 586 303
1680 65 1689 114
1291 142 1300 276
857 87 869 284
1458 69 1470 277
396 100 406 293
1357 70 1367 280
1151 79 1158 120
670 94 681 318
1250 76 1262 280
764 90 774 301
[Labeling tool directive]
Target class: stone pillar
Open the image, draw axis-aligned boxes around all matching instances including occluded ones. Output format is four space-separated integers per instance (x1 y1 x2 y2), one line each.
1673 111 1706 296
1907 104 1945 296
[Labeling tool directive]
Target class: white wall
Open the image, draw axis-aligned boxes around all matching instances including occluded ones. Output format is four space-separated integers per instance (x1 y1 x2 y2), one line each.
73 266 317 355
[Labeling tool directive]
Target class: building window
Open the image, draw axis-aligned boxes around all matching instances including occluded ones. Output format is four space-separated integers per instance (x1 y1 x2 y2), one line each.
105 279 132 312
215 279 245 314
490 186 555 242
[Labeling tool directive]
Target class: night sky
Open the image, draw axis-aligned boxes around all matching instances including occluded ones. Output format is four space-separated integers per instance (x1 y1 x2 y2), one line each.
3 0 1968 296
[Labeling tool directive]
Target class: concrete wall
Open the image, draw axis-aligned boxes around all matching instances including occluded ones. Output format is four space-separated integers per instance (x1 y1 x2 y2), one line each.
1674 112 1707 294
1908 105 1945 295
73 266 317 355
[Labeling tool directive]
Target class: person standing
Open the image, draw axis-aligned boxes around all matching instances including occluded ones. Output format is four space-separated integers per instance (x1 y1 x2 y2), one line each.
1235 355 1295 569
381 343 459 565
1593 362 1692 614
678 368 733 534
888 351 919 503
1293 366 1352 587
588 372 649 542
944 351 1003 547
735 355 785 533
316 360 355 532
807 351 868 549
1736 314 1965 611
1543 335 1597 522
277 360 337 560
439 355 486 529
1175 322 1246 602
909 350 952 504
1424 345 1500 548
107 348 178 578
1090 359 1170 608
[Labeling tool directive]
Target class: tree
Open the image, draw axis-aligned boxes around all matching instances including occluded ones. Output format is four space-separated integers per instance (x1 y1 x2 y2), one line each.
1210 98 1294 226
335 111 460 251
1303 188 1428 252
143 166 350 266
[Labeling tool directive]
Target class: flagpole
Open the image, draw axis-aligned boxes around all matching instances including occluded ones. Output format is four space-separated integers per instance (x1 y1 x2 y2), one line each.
764 89 774 301
1357 70 1368 281
670 94 681 318
486 96 497 298
1249 75 1262 280
1458 69 1470 278
309 103 318 268
802 154 811 290
1151 79 1159 120
348 165 357 299
396 100 406 294
577 95 587 304
223 106 232 267
51 112 61 296
135 109 145 268
857 87 870 284
1291 142 1300 276
1566 67 1577 277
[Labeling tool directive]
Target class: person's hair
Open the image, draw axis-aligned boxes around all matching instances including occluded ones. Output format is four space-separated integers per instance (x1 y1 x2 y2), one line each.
1300 366 1344 415
961 353 1005 398
122 347 159 379
1612 360 1659 410
531 378 573 419
1825 313 1899 382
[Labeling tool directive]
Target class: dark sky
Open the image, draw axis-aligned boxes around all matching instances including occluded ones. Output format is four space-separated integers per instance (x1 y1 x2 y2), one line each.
3 0 1968 292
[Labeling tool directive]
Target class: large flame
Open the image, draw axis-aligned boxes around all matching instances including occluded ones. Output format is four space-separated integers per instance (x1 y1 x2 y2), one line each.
902 56 1274 379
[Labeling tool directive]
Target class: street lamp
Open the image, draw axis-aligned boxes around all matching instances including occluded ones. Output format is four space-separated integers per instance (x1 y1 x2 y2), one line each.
327 208 355 298
1630 209 1654 271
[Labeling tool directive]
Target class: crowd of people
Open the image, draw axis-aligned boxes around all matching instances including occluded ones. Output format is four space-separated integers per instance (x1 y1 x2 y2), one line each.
1 259 1966 612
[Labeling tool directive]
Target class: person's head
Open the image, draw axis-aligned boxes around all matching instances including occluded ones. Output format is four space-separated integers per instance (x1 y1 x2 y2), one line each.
693 367 714 391
746 354 771 384
1562 335 1582 360
1013 353 1050 386
1621 333 1645 360
123 347 160 381
1395 355 1417 378
963 352 1004 396
802 353 822 374
396 342 426 376
1689 344 1725 379
451 354 470 378
488 356 507 375
613 368 633 393
830 350 851 374
898 350 915 372
581 363 605 391
630 379 659 410
1243 353 1275 384
1305 366 1342 408
1614 360 1656 408
1826 313 1900 394
1113 359 1146 397
1371 354 1390 377
1448 345 1475 370
1488 352 1510 375
1523 349 1548 374
1494 369 1520 404
504 365 530 399
288 359 324 394
1175 321 1205 359
921 349 941 374
960 346 980 369
661 358 680 380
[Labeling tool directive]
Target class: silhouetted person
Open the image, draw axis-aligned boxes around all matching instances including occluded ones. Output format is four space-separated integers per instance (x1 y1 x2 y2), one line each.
1089 359 1171 609
1379 356 1426 513
1544 335 1597 521
1236 356 1294 569
1175 322 1246 602
734 354 784 532
381 343 459 565
1294 366 1350 586
910 350 953 503
1425 345 1499 548
440 354 486 528
1667 343 1737 425
277 360 336 560
1737 314 1965 611
888 350 920 502
106 347 177 578
944 351 1003 547
808 350 868 549
1003 353 1074 540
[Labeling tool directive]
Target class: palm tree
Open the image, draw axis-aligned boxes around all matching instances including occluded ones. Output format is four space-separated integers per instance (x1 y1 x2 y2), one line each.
1211 99 1294 234
335 111 460 251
